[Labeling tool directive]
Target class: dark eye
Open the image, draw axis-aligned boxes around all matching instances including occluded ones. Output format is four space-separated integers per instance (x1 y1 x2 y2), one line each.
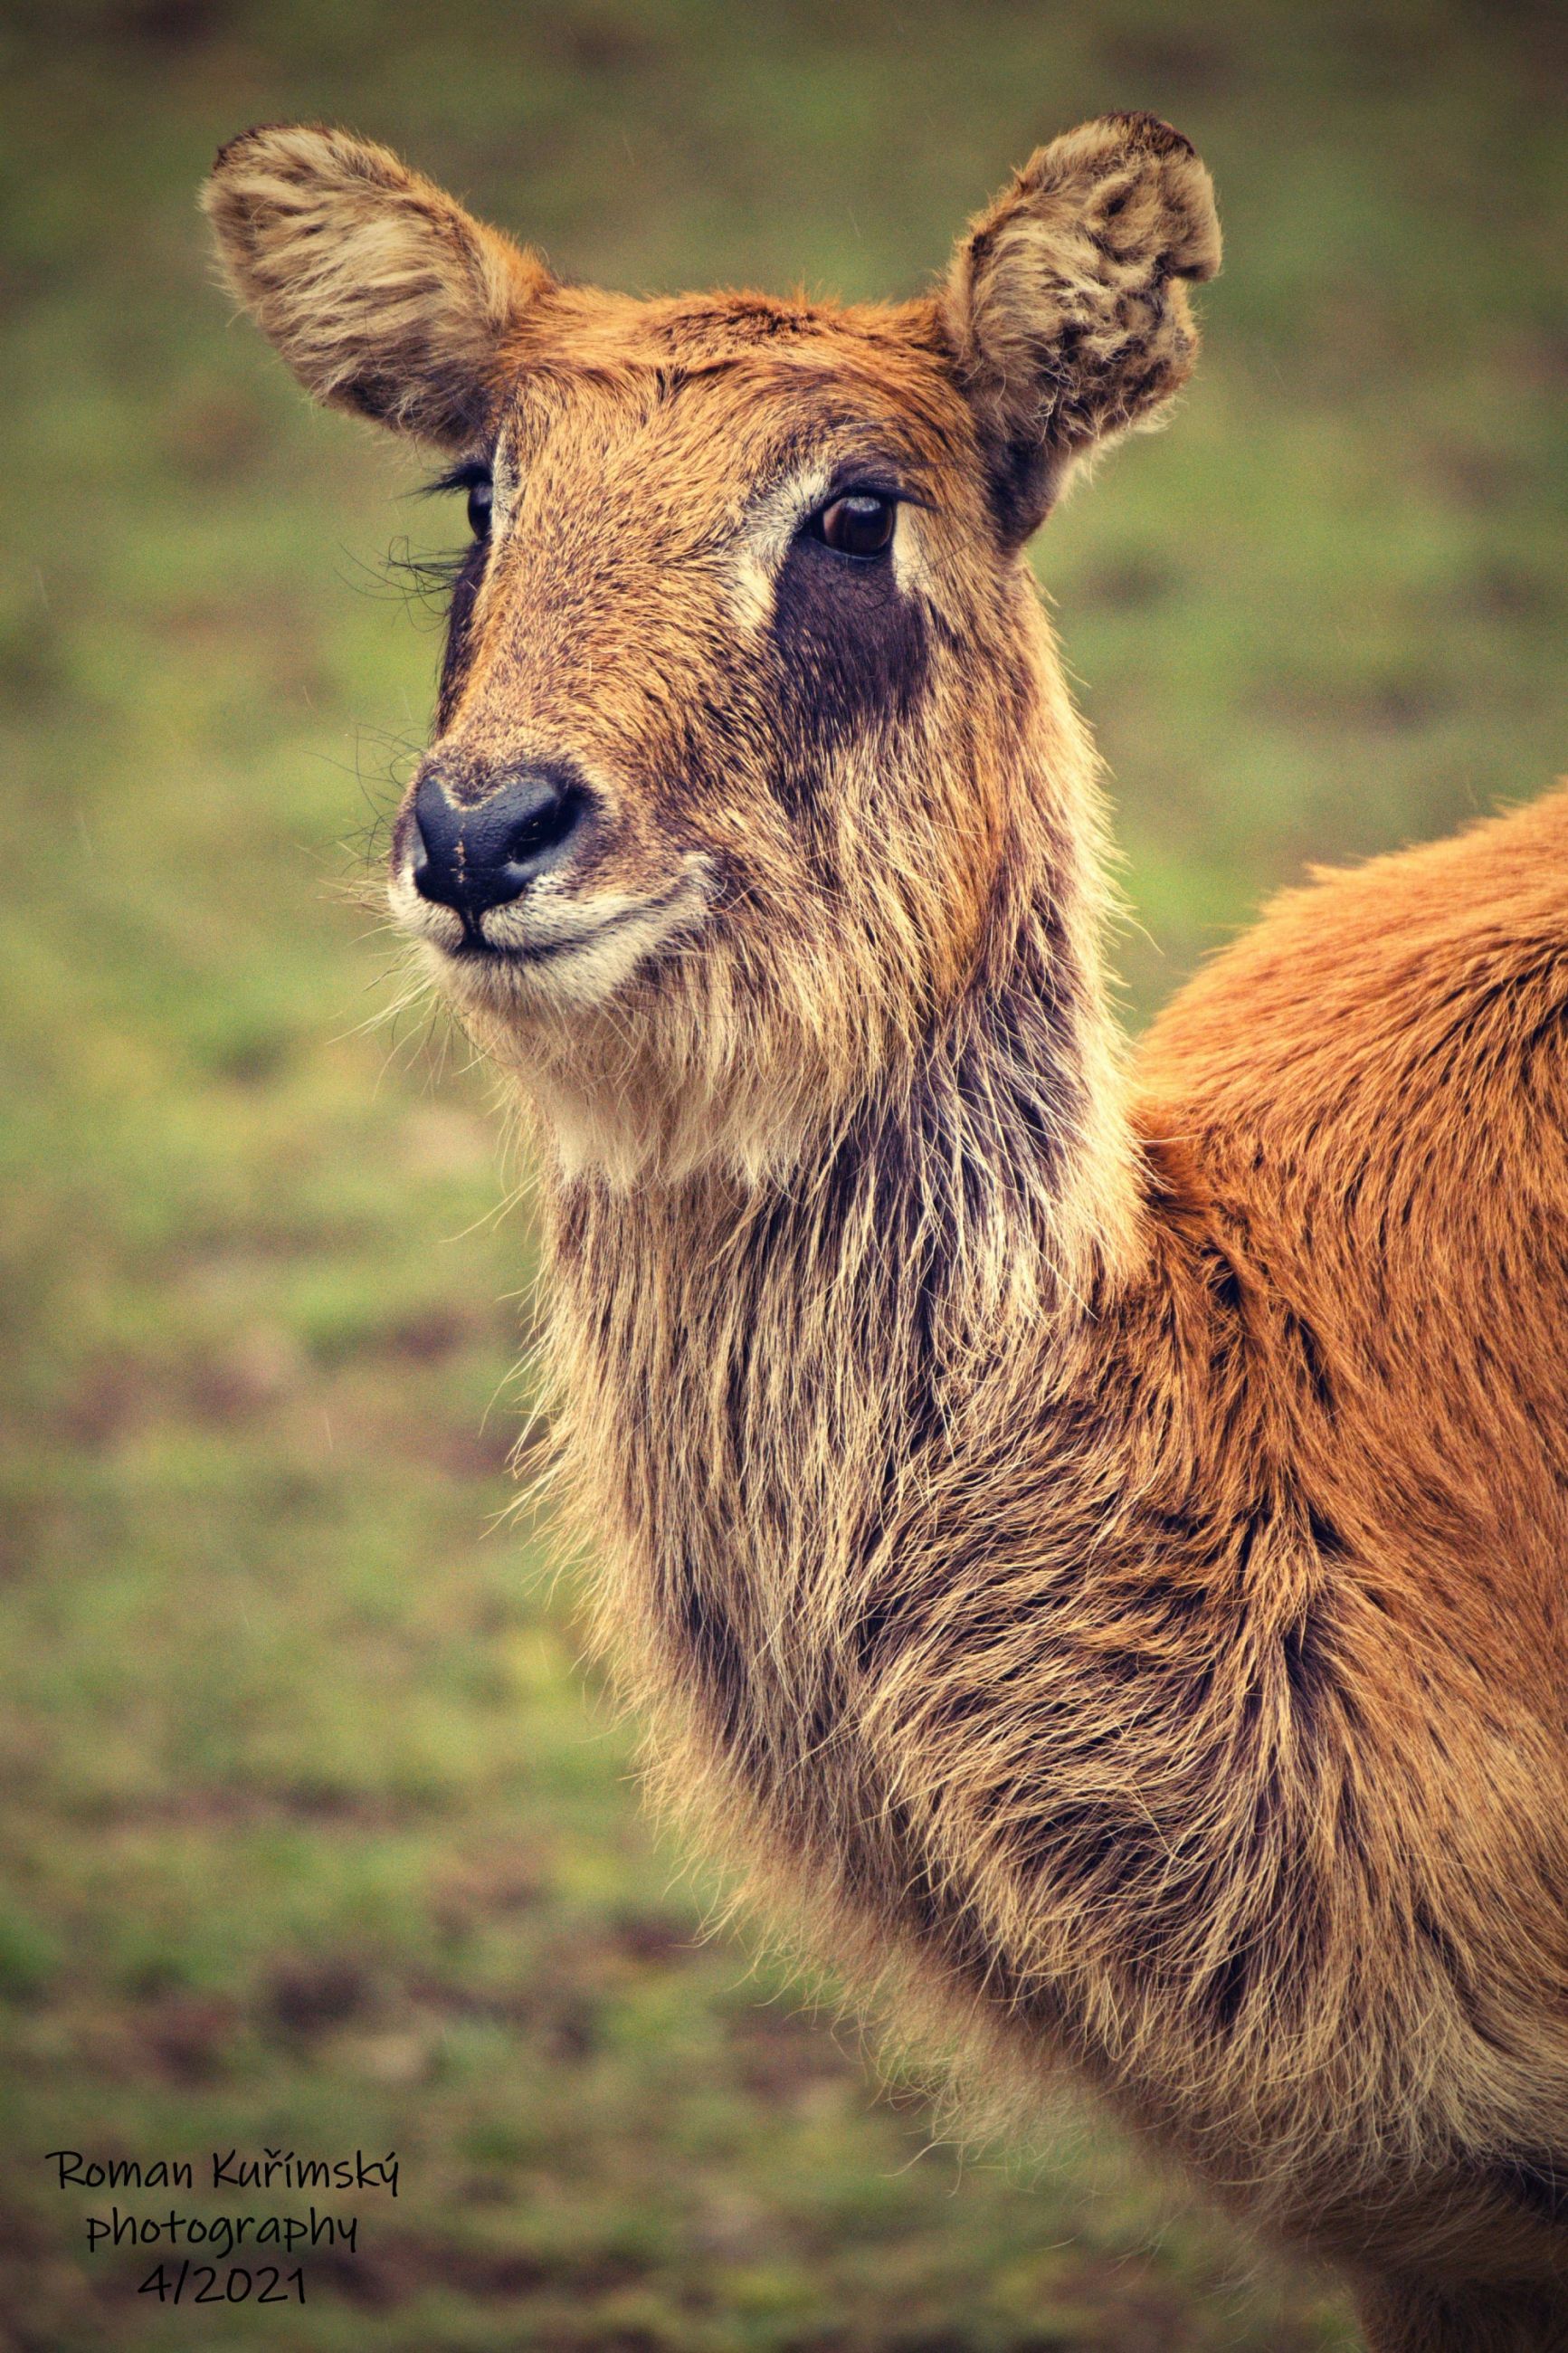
810 491 896 560
466 474 493 540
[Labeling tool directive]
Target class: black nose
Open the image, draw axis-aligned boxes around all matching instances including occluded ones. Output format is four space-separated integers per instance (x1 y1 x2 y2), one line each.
412 766 590 919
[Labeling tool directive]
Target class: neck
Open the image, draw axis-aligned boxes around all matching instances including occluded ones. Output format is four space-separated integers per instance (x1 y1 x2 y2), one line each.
518 689 1419 2220
536 676 1145 1815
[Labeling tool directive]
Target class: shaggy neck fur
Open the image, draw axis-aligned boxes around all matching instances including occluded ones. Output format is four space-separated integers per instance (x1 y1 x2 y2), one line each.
535 668 1565 2269
544 670 1089 1545
537 674 1343 2198
544 663 1129 1736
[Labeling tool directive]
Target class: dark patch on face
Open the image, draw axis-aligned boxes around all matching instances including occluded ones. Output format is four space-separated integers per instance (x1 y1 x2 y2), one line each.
766 529 931 822
436 539 489 729
340 370 403 425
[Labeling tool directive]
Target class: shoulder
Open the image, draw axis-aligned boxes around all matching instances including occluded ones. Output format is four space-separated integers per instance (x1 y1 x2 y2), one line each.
1136 781 1568 1139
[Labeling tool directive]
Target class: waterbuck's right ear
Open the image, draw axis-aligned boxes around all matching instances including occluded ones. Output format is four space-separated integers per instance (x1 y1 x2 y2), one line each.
943 111 1221 539
203 125 553 447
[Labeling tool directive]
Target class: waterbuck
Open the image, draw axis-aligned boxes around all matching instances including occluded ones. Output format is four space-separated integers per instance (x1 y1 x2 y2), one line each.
205 113 1568 2349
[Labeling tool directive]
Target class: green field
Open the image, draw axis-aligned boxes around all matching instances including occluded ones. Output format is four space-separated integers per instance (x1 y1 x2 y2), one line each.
1 4 1562 2346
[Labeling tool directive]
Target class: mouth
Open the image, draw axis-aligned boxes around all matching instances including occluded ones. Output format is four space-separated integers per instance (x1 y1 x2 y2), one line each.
443 907 647 965
387 853 712 1006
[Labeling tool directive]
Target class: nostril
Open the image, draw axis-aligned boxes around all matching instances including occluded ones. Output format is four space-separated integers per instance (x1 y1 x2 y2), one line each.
504 786 584 870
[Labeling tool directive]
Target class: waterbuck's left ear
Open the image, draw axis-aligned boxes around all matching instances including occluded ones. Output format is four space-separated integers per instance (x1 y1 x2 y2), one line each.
203 124 553 447
943 111 1221 538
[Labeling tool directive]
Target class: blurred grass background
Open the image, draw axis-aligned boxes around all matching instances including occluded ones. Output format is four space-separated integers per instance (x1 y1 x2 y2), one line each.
0 1 1563 2346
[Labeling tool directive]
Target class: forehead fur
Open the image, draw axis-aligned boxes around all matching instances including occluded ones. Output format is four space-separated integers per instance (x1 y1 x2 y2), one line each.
483 284 974 456
511 281 945 368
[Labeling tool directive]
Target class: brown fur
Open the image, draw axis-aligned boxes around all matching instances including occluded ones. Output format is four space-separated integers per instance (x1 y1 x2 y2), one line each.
203 124 551 442
206 115 1568 2350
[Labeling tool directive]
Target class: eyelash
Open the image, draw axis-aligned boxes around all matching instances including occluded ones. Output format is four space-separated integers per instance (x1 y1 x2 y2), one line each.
427 459 494 540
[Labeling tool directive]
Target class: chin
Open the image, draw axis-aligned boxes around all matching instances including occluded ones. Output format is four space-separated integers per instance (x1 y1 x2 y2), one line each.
388 855 715 1025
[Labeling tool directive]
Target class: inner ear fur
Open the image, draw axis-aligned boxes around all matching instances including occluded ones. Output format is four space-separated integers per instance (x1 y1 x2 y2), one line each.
943 111 1221 538
203 124 553 447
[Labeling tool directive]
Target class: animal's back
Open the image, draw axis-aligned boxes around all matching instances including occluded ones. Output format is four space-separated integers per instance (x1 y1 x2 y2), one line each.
1136 781 1568 1465
1139 781 1568 1131
1126 787 1568 2289
1136 780 1568 2091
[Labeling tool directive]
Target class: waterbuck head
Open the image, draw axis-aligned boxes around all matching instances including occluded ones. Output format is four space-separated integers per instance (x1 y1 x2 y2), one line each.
205 115 1218 1180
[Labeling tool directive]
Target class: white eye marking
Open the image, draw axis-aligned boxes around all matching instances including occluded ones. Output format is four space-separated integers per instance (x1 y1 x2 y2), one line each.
490 439 520 524
462 433 520 548
724 457 912 634
725 462 834 634
889 508 930 602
